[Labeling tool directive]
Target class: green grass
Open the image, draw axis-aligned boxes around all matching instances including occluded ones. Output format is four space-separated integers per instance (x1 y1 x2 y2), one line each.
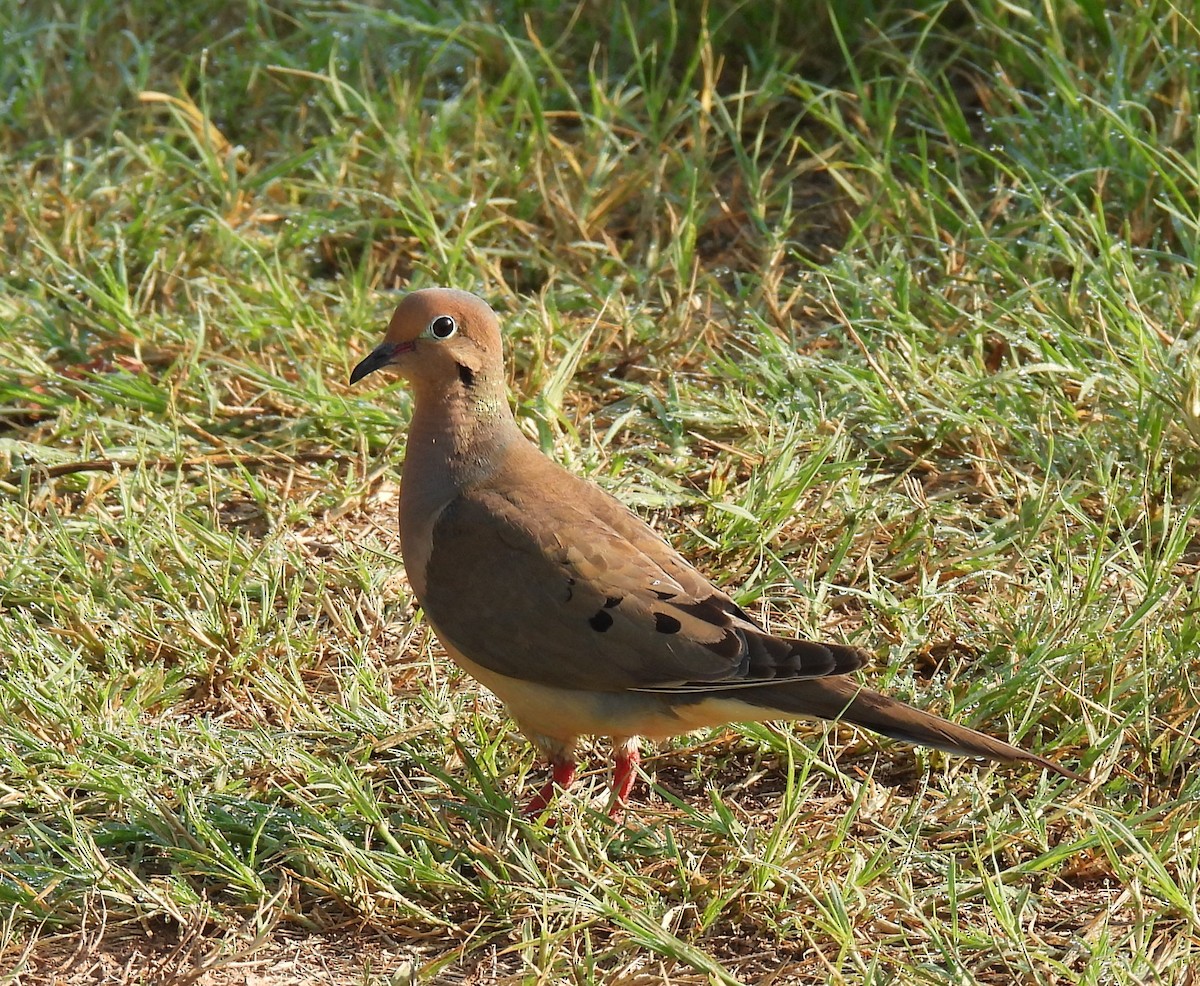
2 0 1199 981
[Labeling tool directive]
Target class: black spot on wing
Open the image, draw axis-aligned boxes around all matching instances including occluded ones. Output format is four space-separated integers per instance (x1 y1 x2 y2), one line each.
672 597 737 628
707 628 746 660
726 599 758 626
654 612 682 634
604 595 622 608
652 589 677 601
589 610 614 632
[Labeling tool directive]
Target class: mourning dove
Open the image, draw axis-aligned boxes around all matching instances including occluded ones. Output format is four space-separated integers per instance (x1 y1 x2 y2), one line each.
351 288 1080 817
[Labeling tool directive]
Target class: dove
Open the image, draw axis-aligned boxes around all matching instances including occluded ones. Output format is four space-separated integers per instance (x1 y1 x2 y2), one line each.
350 288 1080 818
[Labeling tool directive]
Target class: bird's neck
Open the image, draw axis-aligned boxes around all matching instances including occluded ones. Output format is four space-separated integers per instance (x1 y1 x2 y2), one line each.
403 374 522 494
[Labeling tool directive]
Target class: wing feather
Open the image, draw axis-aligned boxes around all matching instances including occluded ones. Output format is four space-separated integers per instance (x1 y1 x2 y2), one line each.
418 460 866 693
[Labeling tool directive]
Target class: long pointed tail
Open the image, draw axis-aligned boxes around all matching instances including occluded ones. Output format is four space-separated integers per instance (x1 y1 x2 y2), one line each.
735 676 1082 780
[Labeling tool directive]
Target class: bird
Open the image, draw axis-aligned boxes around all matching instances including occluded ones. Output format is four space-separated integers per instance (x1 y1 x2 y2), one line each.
350 287 1081 818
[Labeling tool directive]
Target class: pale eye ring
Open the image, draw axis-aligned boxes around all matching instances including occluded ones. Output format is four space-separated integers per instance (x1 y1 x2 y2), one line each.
429 315 457 339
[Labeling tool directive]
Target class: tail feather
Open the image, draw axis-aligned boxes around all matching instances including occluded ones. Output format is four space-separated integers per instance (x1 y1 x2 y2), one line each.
733 676 1082 780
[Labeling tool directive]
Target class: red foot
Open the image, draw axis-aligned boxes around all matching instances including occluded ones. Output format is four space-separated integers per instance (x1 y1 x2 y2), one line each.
607 746 641 818
522 760 577 817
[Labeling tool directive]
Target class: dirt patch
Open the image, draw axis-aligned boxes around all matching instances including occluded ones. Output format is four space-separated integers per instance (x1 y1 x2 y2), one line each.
7 923 429 986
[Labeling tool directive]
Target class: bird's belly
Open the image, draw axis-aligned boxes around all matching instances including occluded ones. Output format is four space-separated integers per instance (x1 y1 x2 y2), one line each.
437 637 690 740
435 636 795 742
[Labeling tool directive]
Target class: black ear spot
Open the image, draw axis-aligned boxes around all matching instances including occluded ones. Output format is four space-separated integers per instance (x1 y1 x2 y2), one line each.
457 362 475 387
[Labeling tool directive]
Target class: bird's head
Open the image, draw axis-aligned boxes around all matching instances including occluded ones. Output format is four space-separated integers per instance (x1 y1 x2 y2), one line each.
350 288 502 392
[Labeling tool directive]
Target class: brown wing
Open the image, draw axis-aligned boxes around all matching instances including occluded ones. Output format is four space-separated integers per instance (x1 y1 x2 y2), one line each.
419 456 866 693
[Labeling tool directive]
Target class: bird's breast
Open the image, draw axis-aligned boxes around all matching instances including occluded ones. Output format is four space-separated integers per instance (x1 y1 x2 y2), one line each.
398 483 457 603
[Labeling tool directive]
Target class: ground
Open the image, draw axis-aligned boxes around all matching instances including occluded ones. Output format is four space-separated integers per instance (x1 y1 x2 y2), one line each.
2 1 1199 983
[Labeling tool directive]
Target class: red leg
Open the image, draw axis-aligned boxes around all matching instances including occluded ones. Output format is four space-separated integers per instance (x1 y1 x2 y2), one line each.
523 759 577 817
607 741 641 818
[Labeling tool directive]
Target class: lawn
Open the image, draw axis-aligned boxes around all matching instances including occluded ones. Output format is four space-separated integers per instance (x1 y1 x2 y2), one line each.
2 0 1198 982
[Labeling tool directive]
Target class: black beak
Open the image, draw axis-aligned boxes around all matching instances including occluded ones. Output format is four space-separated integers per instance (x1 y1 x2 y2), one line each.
349 340 412 384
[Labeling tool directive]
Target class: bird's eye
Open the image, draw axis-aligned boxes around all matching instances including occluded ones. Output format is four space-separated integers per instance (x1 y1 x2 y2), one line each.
429 315 457 340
